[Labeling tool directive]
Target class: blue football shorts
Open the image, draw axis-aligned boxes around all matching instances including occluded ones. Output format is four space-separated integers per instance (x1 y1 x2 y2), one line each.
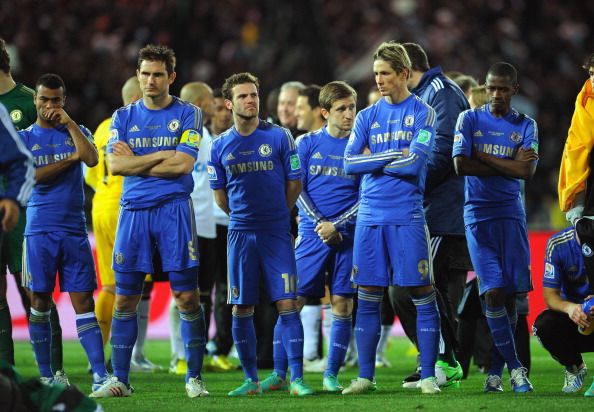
23 232 96 293
113 198 199 274
227 230 297 305
352 224 433 288
465 218 532 295
295 234 356 298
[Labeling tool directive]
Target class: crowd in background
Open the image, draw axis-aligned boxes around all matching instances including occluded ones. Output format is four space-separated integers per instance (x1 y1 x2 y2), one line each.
1 0 593 229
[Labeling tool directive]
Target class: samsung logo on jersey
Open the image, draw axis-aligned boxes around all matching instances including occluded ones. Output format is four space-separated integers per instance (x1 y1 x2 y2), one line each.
128 136 179 148
309 165 354 179
34 152 74 166
370 131 413 144
475 143 514 157
226 161 274 175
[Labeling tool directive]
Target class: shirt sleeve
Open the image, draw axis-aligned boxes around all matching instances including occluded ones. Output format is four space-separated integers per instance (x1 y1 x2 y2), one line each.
452 110 473 158
425 88 468 194
177 104 203 159
522 116 539 167
295 134 325 223
208 138 226 190
344 112 402 175
280 127 301 181
106 111 124 155
542 240 563 290
2 121 34 207
383 105 436 178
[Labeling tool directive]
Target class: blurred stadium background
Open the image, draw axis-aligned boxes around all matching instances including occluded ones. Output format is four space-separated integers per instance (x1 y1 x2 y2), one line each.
3 0 593 230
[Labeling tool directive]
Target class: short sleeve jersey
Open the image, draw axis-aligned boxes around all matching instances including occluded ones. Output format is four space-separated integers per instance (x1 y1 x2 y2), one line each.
208 120 301 232
452 104 538 224
543 227 590 303
108 97 202 209
19 123 94 234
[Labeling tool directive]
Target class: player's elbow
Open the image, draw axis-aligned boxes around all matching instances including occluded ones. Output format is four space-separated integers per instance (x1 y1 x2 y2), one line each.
108 157 123 175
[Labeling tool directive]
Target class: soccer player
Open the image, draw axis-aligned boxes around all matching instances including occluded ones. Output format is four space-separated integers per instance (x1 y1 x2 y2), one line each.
294 83 325 367
170 81 232 373
0 38 64 372
533 226 594 396
19 73 108 391
559 53 594 288
342 42 441 395
390 42 469 389
90 44 208 398
85 76 160 373
277 81 305 136
293 80 358 391
295 85 324 134
209 72 314 396
209 87 235 372
452 62 538 393
0 101 34 232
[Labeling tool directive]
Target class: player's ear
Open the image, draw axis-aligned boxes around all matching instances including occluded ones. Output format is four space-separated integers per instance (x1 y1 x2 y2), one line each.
224 99 233 111
169 71 176 85
321 108 330 120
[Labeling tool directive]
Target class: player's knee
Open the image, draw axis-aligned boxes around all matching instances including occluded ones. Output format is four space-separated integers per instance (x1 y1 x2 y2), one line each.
30 292 52 312
409 284 434 298
70 292 96 314
532 310 554 339
114 294 141 312
484 288 505 307
232 304 254 316
275 298 297 313
330 295 353 317
173 289 199 312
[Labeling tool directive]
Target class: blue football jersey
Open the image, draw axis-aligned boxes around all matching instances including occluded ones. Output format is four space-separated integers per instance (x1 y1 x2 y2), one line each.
452 104 538 224
19 123 93 234
344 95 436 226
296 127 359 237
208 120 301 231
108 97 202 209
543 227 589 303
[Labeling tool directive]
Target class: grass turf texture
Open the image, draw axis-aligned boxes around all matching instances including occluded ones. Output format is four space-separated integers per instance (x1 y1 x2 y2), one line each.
13 337 594 411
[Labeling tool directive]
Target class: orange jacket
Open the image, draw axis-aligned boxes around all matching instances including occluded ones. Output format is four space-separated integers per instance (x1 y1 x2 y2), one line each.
559 80 594 211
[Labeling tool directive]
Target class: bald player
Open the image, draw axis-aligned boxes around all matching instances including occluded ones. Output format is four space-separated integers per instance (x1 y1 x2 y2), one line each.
168 82 233 373
85 76 160 372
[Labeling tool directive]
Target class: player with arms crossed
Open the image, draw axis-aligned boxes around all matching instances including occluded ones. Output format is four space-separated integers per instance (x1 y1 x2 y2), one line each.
343 42 441 395
19 73 107 391
452 62 537 393
90 44 208 398
209 72 314 396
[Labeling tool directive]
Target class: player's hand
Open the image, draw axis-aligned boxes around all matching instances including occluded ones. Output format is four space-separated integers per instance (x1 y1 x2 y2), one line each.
566 205 584 225
315 221 342 244
0 199 20 232
568 303 590 328
323 231 343 245
43 108 72 125
514 147 538 162
362 146 371 155
112 141 135 156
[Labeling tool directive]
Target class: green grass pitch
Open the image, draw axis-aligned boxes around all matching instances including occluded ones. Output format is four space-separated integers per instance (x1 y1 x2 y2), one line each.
13 337 594 411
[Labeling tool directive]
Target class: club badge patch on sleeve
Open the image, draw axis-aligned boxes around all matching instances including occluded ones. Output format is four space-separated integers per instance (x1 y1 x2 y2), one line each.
207 165 217 180
290 154 301 171
544 262 555 279
417 129 432 146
